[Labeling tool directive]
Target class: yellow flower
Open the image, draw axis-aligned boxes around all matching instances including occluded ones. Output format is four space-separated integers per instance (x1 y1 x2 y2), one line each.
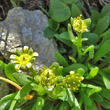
63 71 84 91
71 15 89 33
10 46 39 70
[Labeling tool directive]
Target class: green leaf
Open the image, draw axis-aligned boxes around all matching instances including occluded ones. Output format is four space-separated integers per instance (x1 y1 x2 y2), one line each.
81 83 101 96
0 60 6 70
61 0 78 4
71 3 81 18
99 57 110 68
13 98 27 109
82 45 94 59
100 28 110 44
93 40 110 63
63 63 88 73
55 51 69 67
49 62 63 76
92 93 103 102
32 97 44 110
86 67 99 79
9 91 20 110
68 23 76 43
60 32 71 41
4 63 17 82
100 88 110 100
80 88 92 106
67 88 81 109
44 27 56 38
13 72 32 86
32 83 45 95
8 84 32 110
91 10 102 24
10 0 17 7
59 101 69 110
100 27 110 37
19 83 33 98
99 99 110 109
82 32 99 45
76 1 84 10
49 62 61 69
102 75 110 89
48 85 62 99
94 16 110 35
0 93 16 110
48 19 60 31
55 33 73 47
77 68 85 75
49 0 71 22
69 56 77 63
71 107 81 110
48 104 54 110
14 99 35 110
85 101 98 110
99 72 110 89
101 67 110 75
101 4 110 19
84 18 91 27
57 88 68 101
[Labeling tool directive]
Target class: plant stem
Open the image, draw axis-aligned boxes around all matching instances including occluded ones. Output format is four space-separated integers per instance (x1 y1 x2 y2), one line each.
77 33 82 62
96 102 102 110
0 77 34 100
0 77 22 90
29 67 37 76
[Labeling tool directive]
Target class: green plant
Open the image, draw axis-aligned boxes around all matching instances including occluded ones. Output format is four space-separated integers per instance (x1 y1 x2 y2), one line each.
44 0 83 39
43 1 110 109
0 47 84 110
0 1 110 110
10 0 24 7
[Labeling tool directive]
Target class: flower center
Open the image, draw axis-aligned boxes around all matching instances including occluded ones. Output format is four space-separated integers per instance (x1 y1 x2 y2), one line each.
16 54 32 66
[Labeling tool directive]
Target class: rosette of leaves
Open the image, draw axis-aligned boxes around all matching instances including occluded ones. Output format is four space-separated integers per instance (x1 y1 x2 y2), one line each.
53 5 110 109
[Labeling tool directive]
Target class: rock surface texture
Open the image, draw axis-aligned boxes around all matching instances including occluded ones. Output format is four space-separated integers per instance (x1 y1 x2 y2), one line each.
0 7 57 67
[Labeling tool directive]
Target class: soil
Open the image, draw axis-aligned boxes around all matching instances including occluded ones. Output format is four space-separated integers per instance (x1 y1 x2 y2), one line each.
0 0 50 21
0 0 109 21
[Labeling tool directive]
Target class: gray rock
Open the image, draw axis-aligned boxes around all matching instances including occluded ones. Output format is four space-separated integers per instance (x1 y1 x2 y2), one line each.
0 7 57 67
0 70 9 99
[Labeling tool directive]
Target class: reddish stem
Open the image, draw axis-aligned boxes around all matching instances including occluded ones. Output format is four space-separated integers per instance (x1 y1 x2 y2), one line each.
96 102 102 110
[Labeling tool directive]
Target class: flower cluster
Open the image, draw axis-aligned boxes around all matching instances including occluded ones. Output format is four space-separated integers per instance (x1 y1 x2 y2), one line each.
63 71 84 91
10 46 39 70
40 68 56 91
35 67 84 92
71 15 88 33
